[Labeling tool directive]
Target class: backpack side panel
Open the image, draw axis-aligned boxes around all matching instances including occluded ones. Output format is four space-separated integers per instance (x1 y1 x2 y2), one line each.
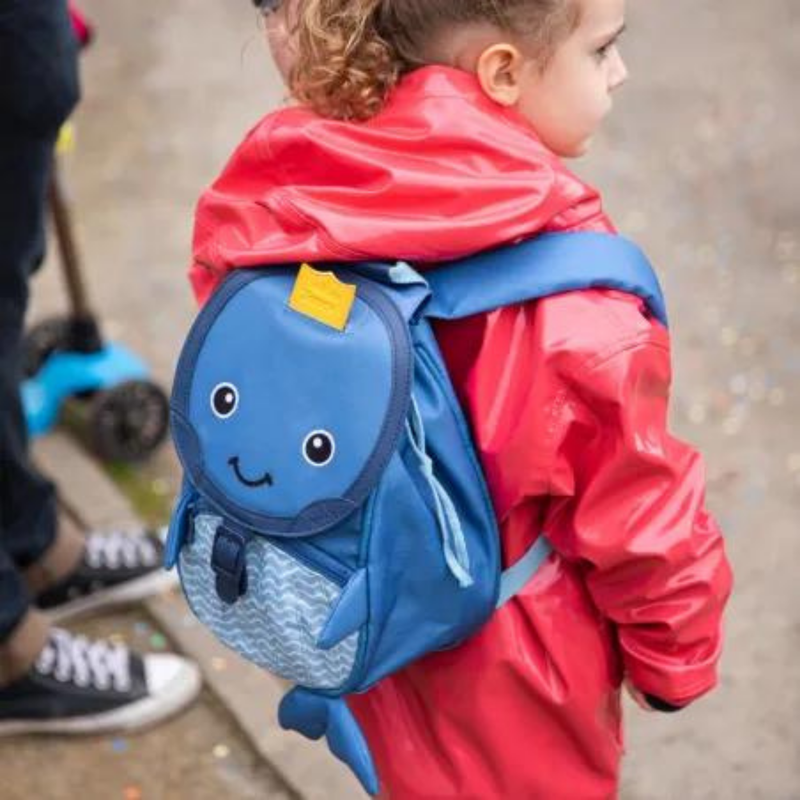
354 320 502 690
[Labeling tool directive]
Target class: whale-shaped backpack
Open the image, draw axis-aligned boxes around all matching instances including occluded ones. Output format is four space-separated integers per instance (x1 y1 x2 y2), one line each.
165 232 666 795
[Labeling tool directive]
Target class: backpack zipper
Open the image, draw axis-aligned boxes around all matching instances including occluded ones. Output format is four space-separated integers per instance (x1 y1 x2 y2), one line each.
270 538 350 587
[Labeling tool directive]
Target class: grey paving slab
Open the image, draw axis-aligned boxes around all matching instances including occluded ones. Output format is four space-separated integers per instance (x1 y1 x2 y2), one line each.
35 432 135 525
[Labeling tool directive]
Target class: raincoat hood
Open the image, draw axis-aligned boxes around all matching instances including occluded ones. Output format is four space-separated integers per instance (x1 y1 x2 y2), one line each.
190 65 612 303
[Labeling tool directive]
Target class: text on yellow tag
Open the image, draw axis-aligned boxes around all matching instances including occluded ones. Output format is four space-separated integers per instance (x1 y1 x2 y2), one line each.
288 264 356 332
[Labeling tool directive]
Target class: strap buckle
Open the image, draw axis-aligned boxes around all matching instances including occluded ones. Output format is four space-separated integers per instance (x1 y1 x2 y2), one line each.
210 524 249 604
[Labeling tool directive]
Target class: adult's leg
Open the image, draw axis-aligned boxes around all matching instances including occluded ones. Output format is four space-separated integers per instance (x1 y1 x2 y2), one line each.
0 4 203 728
0 0 83 680
0 129 80 578
0 550 49 686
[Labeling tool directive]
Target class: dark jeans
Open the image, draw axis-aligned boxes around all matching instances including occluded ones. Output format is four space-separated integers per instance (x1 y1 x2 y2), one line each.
0 0 79 640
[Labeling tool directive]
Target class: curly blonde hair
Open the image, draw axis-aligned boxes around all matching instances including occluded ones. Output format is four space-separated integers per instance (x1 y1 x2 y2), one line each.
289 0 579 121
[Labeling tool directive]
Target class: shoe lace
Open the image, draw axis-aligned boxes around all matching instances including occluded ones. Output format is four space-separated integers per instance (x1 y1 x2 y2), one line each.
85 530 159 570
35 628 132 692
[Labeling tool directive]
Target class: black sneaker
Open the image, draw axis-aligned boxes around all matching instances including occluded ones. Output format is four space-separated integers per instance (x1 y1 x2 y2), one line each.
37 528 177 622
0 628 201 735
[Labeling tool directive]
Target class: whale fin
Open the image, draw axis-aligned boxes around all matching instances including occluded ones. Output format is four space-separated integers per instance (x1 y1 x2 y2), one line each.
317 568 368 650
279 687 379 795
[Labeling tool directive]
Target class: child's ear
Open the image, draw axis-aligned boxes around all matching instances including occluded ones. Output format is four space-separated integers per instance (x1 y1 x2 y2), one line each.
475 43 524 106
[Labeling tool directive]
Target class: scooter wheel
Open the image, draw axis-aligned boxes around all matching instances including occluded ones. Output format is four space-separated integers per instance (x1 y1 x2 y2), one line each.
89 380 169 463
23 317 72 377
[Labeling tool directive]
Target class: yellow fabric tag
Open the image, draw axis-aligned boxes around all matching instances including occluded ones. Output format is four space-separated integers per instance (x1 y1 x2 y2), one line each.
56 123 75 155
288 264 356 331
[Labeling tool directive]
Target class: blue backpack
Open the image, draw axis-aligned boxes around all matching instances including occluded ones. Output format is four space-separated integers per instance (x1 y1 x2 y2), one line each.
165 232 666 795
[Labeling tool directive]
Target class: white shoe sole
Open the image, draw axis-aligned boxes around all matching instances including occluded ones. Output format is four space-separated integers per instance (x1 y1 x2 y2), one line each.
43 568 179 623
0 656 202 737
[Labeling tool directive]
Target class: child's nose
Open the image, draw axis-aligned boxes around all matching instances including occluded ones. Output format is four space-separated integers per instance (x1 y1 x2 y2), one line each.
609 50 628 91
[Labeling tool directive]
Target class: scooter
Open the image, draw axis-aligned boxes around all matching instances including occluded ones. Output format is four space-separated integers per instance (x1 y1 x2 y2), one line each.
22 5 169 464
21 160 170 464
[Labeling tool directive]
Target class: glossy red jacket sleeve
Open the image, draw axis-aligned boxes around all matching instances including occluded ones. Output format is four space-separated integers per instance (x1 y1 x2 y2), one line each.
545 326 733 706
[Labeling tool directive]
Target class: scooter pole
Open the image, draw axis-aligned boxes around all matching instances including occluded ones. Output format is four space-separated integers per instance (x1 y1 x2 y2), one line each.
48 158 103 352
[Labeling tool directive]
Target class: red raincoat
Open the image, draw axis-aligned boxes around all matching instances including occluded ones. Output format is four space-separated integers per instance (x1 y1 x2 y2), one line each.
191 67 732 799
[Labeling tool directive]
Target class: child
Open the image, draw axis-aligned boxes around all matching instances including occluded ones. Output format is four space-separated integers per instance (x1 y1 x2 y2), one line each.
190 0 733 796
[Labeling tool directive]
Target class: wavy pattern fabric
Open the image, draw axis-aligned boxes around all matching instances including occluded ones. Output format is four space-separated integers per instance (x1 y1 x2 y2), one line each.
179 514 358 689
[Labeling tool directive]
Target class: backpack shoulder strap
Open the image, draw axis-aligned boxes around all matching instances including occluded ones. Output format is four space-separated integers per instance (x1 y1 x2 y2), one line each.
424 232 668 327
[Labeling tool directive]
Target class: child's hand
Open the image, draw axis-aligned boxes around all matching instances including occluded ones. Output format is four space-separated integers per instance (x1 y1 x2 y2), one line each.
624 679 655 712
624 679 684 713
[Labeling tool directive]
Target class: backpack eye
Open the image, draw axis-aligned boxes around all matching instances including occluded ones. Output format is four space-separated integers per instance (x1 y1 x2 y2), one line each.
211 383 239 419
302 430 335 467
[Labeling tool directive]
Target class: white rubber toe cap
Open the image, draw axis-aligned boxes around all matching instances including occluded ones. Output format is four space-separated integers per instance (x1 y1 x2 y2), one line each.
145 653 201 695
140 653 203 726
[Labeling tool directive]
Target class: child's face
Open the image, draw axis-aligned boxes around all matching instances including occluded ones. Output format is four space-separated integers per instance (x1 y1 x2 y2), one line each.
512 0 628 157
260 0 626 160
